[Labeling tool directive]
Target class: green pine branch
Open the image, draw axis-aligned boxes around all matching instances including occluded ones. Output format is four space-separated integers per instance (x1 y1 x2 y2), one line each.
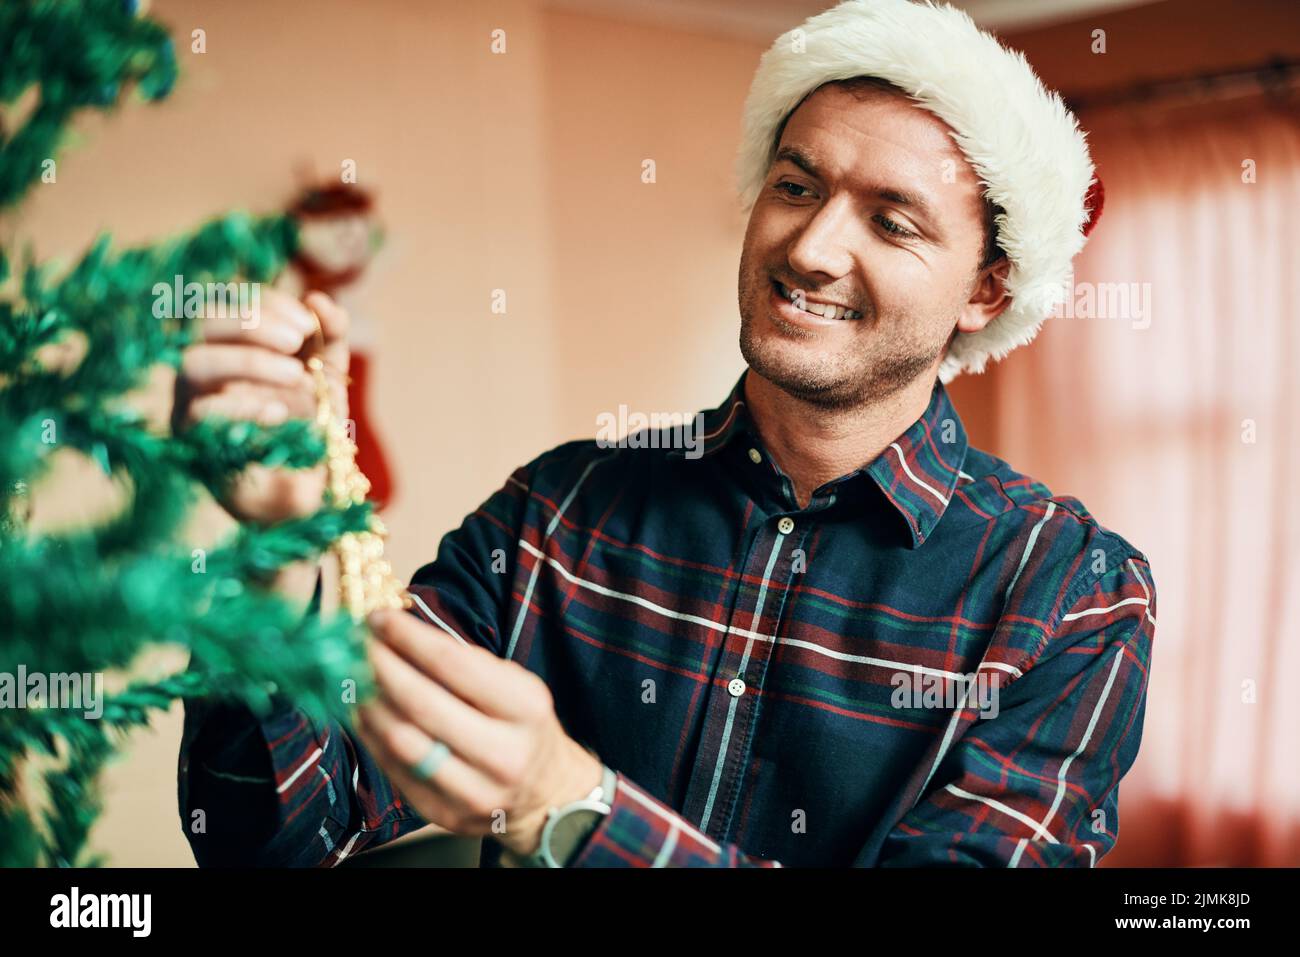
0 0 177 208
1 1 381 866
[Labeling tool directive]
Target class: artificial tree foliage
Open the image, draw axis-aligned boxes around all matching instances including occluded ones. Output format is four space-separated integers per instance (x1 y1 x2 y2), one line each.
1 0 372 866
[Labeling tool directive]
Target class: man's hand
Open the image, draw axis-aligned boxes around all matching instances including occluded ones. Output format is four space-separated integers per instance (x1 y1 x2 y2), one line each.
172 287 351 526
353 609 604 858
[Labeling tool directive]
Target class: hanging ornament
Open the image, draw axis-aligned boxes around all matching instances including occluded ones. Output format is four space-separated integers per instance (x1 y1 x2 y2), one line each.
305 312 409 622
289 182 380 293
288 181 395 509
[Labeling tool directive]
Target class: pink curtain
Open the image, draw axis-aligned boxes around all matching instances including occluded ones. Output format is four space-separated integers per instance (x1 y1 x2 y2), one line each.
989 95 1300 866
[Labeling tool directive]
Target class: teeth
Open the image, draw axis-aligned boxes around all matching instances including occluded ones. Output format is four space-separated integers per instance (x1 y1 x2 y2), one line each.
777 282 861 320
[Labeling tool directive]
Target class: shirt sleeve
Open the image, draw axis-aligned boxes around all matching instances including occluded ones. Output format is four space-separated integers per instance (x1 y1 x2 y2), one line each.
179 694 433 867
877 554 1157 867
568 772 783 867
401 461 535 656
178 463 537 867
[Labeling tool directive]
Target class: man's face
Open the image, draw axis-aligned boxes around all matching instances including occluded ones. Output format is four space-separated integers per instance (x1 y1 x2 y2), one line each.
738 82 1003 407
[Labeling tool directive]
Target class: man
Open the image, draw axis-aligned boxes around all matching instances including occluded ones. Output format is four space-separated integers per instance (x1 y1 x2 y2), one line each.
178 0 1154 868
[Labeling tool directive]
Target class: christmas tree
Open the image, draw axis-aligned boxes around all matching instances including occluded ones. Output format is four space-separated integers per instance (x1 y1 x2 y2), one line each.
0 0 375 866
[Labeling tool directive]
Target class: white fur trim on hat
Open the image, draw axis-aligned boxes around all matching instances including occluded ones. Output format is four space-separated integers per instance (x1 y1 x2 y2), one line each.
736 0 1100 382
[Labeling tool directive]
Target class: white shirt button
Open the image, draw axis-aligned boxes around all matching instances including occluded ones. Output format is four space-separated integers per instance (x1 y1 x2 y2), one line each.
777 517 795 535
727 677 746 697
748 448 762 464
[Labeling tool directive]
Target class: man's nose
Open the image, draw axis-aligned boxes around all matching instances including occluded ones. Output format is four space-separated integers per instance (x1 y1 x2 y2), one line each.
786 194 857 283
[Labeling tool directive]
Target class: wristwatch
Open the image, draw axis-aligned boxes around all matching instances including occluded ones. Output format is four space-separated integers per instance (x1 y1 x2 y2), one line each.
506 763 618 868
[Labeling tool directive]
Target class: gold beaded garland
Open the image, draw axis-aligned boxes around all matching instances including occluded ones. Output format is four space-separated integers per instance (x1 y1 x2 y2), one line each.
305 313 409 623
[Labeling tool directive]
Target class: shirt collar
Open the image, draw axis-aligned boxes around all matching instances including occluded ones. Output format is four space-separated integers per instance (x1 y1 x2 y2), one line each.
671 369 969 548
679 371 753 458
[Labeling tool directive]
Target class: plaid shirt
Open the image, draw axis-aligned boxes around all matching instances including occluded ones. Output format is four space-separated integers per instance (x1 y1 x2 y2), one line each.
178 370 1156 867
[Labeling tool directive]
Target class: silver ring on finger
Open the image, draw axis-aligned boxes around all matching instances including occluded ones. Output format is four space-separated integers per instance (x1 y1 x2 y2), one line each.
410 739 452 782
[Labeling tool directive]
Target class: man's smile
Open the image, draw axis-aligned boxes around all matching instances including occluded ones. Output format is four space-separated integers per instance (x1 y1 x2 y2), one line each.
769 277 864 328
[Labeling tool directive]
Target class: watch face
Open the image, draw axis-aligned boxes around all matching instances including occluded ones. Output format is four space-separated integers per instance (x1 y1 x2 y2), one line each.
544 808 604 865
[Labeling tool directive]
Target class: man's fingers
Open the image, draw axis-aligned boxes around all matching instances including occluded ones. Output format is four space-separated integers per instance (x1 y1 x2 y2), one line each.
258 287 320 335
370 609 544 721
184 382 316 428
303 290 349 346
352 707 460 827
353 698 503 825
195 287 316 349
198 313 310 355
180 343 309 392
367 637 516 779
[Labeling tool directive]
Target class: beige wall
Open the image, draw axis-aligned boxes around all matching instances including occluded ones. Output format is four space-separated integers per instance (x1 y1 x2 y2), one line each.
541 7 758 431
12 0 774 865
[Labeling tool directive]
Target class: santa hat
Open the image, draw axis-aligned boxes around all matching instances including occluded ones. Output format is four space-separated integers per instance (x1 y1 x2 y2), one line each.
736 0 1104 382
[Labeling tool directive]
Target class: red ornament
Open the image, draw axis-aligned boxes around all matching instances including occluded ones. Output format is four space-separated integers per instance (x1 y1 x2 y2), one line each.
289 183 378 294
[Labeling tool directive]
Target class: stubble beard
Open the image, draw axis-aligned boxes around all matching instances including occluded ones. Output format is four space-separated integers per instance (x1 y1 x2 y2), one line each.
736 256 944 411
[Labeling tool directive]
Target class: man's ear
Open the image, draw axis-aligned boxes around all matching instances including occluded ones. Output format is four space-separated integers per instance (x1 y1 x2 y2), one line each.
955 256 1011 336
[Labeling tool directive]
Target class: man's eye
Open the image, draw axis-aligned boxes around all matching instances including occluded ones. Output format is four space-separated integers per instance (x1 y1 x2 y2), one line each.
874 214 917 239
774 181 813 199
